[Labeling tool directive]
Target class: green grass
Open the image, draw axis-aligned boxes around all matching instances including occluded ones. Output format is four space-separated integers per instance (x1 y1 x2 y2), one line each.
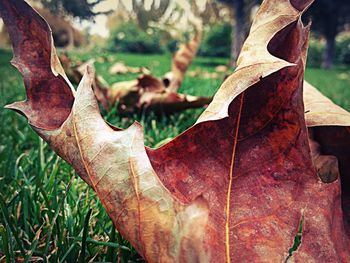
305 66 350 110
0 47 349 262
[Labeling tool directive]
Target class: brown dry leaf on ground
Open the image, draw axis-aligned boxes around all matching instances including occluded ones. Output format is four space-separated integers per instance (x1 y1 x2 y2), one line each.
103 73 212 114
61 41 211 115
103 27 207 114
3 0 350 262
109 61 150 75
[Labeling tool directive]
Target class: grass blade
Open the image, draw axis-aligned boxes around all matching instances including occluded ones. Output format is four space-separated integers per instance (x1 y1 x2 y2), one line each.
73 237 130 251
106 227 116 263
79 209 92 263
24 227 42 262
43 176 73 258
60 242 76 263
0 224 12 263
0 194 26 257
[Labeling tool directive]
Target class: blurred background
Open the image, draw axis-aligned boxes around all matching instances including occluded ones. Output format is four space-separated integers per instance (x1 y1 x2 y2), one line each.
1 0 349 69
0 0 350 262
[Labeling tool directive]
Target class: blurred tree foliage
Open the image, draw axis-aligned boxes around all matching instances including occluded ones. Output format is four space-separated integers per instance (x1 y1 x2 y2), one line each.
108 21 164 54
107 1 132 31
190 0 222 26
199 23 232 57
306 0 350 68
132 0 170 30
337 33 350 65
307 33 350 67
39 0 111 20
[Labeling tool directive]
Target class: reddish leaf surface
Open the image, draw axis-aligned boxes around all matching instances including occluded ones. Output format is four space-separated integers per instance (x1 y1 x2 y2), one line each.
1 0 74 130
2 0 350 262
1 0 92 186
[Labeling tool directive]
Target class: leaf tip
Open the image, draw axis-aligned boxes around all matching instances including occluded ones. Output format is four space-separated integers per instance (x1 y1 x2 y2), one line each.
4 101 27 115
86 64 96 77
76 66 96 93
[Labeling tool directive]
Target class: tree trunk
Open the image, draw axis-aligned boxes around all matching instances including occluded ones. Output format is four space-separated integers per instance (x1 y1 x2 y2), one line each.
231 0 246 67
322 34 336 69
320 5 338 70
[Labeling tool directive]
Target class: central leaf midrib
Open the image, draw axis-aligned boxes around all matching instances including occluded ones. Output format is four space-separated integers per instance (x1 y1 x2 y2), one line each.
225 92 245 262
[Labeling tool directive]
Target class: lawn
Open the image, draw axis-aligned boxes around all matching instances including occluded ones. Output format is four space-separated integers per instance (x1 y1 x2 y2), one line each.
0 48 349 262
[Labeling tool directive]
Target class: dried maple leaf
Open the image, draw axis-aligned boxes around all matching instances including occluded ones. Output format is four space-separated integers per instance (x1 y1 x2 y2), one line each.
104 73 212 115
1 0 91 186
3 0 350 262
304 81 350 226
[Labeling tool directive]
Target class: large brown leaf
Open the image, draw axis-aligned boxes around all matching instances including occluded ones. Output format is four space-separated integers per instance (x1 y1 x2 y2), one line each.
3 0 350 262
